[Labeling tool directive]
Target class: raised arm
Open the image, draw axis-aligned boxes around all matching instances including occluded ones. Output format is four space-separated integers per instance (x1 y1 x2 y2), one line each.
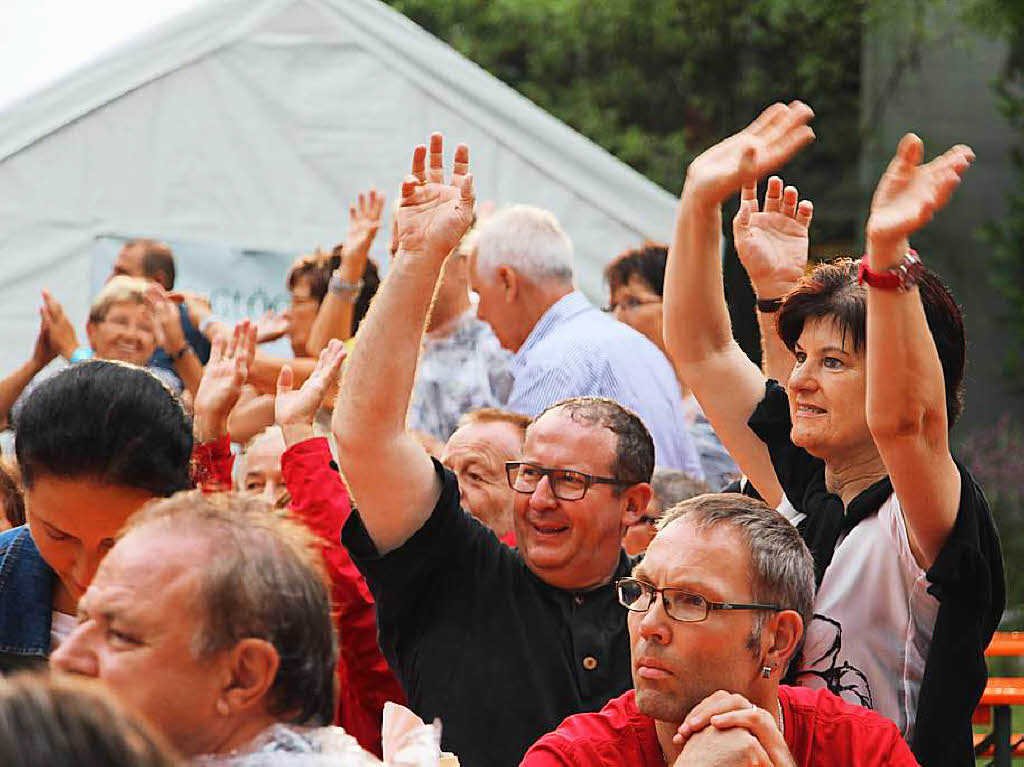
0 314 57 426
663 102 815 506
332 134 474 553
307 190 384 355
147 284 203 397
733 175 813 384
864 134 973 567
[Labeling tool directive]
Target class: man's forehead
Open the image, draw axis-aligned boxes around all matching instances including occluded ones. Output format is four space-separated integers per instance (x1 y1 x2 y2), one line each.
523 409 616 464
101 527 208 586
638 519 750 587
447 421 521 458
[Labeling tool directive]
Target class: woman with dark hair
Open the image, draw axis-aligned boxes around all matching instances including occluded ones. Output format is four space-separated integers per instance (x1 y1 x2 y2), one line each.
0 359 194 673
663 102 1003 766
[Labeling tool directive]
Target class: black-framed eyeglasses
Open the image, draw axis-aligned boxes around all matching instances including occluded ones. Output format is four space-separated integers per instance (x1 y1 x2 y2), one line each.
615 577 783 623
602 296 662 313
505 461 634 501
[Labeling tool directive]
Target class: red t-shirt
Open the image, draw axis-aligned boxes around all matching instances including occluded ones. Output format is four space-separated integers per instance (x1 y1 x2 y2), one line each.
521 686 918 766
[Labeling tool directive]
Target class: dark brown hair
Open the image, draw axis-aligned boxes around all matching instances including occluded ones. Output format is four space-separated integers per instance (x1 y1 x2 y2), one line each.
535 397 655 488
287 247 380 334
776 258 966 426
604 242 669 295
0 460 25 528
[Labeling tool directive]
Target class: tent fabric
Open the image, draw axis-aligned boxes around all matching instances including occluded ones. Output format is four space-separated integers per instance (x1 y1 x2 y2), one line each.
0 0 677 376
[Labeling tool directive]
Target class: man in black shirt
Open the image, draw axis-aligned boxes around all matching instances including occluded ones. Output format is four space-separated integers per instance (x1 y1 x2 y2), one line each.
333 135 654 767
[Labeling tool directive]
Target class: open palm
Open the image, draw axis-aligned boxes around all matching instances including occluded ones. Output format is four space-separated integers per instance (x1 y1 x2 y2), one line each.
687 101 815 206
193 322 255 421
867 133 973 248
275 340 346 429
396 133 475 258
733 176 812 296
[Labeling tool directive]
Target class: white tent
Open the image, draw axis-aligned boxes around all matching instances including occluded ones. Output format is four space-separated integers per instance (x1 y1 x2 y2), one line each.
0 0 677 374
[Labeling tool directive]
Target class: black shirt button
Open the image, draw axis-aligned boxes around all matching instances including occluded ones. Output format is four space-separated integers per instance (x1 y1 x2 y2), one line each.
574 594 584 606
582 656 598 671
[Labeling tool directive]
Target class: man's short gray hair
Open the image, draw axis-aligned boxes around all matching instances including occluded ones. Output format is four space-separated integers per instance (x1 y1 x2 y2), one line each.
475 204 574 285
659 493 815 669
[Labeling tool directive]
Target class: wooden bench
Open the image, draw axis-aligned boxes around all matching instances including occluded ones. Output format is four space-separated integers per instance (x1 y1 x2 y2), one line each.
976 678 1024 766
974 732 1024 758
987 632 1024 658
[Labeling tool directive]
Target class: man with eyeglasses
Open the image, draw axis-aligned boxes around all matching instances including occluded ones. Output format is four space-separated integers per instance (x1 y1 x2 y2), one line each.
333 135 655 767
522 494 918 766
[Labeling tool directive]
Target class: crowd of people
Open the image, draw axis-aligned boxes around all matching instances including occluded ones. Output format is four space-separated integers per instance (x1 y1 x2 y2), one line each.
0 100 1005 766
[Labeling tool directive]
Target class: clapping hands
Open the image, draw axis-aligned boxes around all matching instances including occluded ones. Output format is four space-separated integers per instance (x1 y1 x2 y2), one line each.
685 102 815 208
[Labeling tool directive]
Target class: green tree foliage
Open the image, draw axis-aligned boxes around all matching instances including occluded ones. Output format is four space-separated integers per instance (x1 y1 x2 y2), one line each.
384 0 865 245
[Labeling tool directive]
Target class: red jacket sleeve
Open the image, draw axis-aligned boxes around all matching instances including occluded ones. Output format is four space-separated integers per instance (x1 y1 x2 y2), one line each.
191 435 234 492
281 437 405 757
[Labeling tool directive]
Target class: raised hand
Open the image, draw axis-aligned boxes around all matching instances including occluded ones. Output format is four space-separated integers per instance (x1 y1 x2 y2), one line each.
866 133 973 253
255 309 290 344
192 321 257 441
40 291 80 359
145 284 187 354
686 102 815 207
396 133 475 259
275 339 347 445
30 313 58 369
346 189 385 256
733 176 813 299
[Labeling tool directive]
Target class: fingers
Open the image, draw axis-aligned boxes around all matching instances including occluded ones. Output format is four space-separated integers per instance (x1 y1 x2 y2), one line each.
733 198 754 232
897 132 924 166
242 321 257 373
740 180 758 207
452 143 470 182
460 172 475 204
748 102 790 135
781 185 798 218
796 199 814 229
675 691 754 745
428 132 445 184
411 144 427 184
225 322 241 360
763 176 784 213
277 365 294 396
707 707 791 765
208 333 225 366
400 174 420 202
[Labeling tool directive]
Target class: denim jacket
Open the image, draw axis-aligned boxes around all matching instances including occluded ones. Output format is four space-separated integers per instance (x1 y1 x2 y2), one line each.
0 526 55 672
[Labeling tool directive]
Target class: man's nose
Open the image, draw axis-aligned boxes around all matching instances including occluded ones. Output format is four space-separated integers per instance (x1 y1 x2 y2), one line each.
50 623 99 678
529 475 559 510
637 595 672 644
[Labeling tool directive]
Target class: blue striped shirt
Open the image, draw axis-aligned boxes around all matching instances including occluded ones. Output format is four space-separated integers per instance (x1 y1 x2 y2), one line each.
507 291 704 477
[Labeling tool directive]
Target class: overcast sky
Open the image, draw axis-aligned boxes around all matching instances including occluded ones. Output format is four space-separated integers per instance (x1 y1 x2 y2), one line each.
1 0 206 109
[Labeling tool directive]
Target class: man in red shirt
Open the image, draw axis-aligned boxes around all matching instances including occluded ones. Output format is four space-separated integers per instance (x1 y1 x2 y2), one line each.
522 493 918 766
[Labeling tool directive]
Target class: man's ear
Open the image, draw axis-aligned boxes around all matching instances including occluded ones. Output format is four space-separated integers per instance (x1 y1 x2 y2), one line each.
84 322 98 350
217 639 279 716
497 265 519 303
620 482 653 529
761 610 803 677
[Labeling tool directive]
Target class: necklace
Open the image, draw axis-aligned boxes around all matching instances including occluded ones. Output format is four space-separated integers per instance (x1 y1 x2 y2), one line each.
776 699 785 733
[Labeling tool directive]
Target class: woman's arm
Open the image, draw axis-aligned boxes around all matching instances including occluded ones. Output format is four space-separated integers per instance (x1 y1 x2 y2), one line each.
307 190 384 355
0 317 56 425
664 102 815 506
226 387 275 445
864 134 974 568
